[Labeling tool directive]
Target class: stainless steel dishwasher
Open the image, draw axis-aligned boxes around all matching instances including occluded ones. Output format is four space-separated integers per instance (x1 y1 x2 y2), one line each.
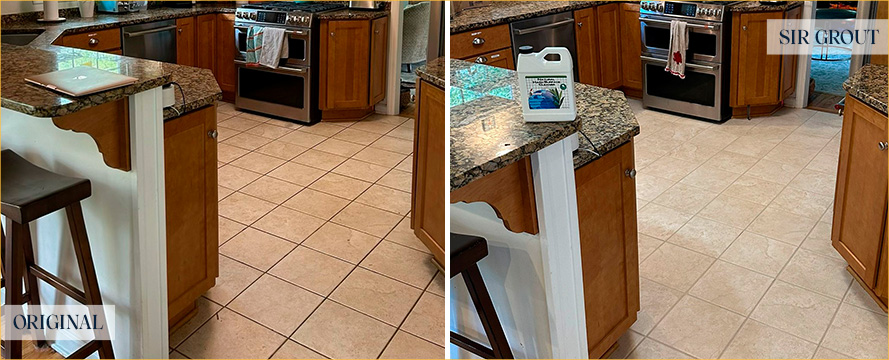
122 19 177 63
509 11 578 78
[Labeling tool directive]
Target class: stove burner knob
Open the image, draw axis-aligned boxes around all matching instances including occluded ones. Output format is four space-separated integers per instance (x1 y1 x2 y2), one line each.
641 2 649 10
656 3 664 11
714 9 722 17
249 12 257 20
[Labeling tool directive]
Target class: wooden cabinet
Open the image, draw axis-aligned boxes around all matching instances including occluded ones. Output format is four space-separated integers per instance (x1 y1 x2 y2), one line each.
56 28 121 53
164 105 219 328
195 14 217 75
216 13 237 101
452 24 514 70
412 80 446 267
319 16 389 119
619 3 643 93
832 95 888 311
595 3 623 89
176 17 196 67
575 141 639 358
574 4 632 91
574 7 601 86
470 48 515 70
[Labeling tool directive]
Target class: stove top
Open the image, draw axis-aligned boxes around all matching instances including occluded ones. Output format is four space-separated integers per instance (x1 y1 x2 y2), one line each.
235 2 345 28
640 1 740 22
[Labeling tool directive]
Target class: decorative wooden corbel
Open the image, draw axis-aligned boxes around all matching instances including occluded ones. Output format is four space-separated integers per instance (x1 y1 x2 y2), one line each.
52 99 131 171
451 157 539 235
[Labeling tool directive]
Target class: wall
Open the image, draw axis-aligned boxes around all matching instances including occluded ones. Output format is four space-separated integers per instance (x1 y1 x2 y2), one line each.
0 1 79 14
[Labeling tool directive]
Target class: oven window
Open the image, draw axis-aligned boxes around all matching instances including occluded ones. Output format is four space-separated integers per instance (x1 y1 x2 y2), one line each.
645 63 716 106
643 26 718 58
286 37 306 61
236 29 248 52
239 67 305 109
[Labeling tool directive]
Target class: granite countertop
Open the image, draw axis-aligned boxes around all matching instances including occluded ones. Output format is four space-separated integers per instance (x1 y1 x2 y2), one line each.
450 1 606 34
843 64 888 116
317 8 389 20
572 86 640 169
416 58 446 89
728 1 804 13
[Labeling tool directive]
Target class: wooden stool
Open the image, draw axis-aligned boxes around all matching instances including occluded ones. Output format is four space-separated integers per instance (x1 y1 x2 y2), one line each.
1 150 115 359
450 233 514 359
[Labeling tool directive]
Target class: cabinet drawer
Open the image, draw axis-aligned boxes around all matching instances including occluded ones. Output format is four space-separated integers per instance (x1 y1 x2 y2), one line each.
60 28 121 52
463 48 514 70
452 24 511 59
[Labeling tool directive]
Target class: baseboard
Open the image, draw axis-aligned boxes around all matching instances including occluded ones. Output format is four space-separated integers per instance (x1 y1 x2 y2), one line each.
48 328 89 359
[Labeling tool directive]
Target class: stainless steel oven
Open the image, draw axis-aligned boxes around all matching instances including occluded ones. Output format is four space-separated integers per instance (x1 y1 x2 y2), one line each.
235 60 317 122
642 55 728 120
640 16 724 63
234 25 311 68
509 11 578 78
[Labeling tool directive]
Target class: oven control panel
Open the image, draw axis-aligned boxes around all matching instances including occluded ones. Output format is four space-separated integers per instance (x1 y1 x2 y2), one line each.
640 1 727 22
235 9 313 28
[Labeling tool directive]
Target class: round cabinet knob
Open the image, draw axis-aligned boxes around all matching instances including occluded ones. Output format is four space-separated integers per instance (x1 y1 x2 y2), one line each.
178 28 183 33
472 37 485 45
475 56 488 64
879 142 888 151
577 21 583 28
208 130 218 139
742 25 748 31
88 38 99 46
625 169 637 178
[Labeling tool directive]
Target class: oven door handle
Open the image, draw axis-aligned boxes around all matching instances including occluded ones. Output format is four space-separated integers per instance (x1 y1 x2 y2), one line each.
641 55 719 71
235 26 308 37
640 17 720 30
235 60 307 74
512 19 576 35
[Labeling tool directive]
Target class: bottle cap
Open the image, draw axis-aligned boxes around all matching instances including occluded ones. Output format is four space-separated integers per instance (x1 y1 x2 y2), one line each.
519 45 534 54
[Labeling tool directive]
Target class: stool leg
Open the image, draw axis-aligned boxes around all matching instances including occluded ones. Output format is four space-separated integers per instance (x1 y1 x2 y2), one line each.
66 204 114 359
2 226 6 288
18 224 48 349
3 220 25 359
462 264 514 359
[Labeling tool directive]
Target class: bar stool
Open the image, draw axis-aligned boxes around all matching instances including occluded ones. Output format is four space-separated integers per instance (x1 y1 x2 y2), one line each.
450 233 514 359
1 150 115 359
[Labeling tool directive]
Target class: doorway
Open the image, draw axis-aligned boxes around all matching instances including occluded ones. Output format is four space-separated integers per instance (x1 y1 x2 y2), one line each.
807 1 858 112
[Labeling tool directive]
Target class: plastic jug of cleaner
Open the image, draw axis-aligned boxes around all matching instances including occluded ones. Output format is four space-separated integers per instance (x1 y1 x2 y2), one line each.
516 46 577 122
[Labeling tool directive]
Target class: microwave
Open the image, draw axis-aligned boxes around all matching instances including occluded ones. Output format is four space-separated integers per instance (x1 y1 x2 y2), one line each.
97 1 148 13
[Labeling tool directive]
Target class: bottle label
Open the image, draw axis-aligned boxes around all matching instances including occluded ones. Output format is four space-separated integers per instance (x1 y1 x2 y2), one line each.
524 76 570 110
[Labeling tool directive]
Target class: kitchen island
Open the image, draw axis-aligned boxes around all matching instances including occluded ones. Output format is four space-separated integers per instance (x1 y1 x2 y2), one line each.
1 40 221 359
449 59 640 359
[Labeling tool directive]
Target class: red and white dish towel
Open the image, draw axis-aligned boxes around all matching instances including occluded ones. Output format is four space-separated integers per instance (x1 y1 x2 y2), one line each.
665 20 688 79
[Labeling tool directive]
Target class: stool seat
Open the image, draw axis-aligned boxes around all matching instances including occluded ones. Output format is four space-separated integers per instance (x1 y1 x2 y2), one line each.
1 150 91 223
450 233 488 278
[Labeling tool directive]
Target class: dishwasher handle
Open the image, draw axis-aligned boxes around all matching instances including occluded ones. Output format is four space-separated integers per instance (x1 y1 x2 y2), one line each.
124 25 178 38
513 19 576 36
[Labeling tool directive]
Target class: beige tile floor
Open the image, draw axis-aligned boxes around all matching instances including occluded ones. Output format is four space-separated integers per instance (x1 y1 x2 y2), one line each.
609 99 889 360
170 102 445 359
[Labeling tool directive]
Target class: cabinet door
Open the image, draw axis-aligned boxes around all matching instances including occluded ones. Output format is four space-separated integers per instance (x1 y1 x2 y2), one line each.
176 17 196 67
832 96 889 288
575 141 639 358
878 219 888 305
216 14 237 99
195 14 217 75
734 12 782 106
412 81 446 267
781 6 801 100
620 3 643 90
320 20 371 110
574 8 600 86
164 105 218 323
596 3 623 89
465 48 514 70
370 16 389 105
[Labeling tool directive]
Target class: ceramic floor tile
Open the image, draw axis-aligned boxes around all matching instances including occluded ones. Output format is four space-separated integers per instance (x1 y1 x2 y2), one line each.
218 165 263 190
292 300 396 359
369 135 414 154
332 158 391 183
313 137 367 158
725 135 779 158
388 123 416 141
395 156 413 172
637 234 664 264
401 292 445 345
283 188 350 220
218 116 263 131
640 243 715 292
178 308 285 359
245 123 293 140
292 149 348 171
302 222 382 264
355 185 412 215
331 267 423 325
806 152 839 174
636 203 693 240
267 161 328 187
269 246 355 296
380 331 445 359
270 340 326 359
378 169 413 193
218 216 246 245
720 320 817 359
333 128 384 146
634 173 676 202
309 172 374 200
607 330 645 359
631 278 684 335
721 175 785 206
426 272 445 297
678 165 741 193
278 130 328 148
253 206 327 243
264 118 304 130
361 241 437 288
352 147 408 168
702 150 758 174
642 156 701 181
169 350 187 359
203 255 263 305
844 282 886 314
627 338 694 359
219 227 296 271
239 176 303 204
667 142 723 163
385 217 428 253
218 192 277 224
799 222 841 261
228 274 324 335
651 183 718 214
747 206 818 246
170 297 222 348
697 194 765 229
649 296 745 359
350 119 400 135
297 122 346 137
236 112 270 122
778 248 852 299
223 132 272 151
668 216 743 257
763 143 819 168
787 168 837 196
255 140 309 161
814 346 853 359
689 260 773 315
770 187 833 220
217 143 250 163
332 202 404 238
744 159 804 185
821 303 889 359
750 281 841 342
719 231 796 277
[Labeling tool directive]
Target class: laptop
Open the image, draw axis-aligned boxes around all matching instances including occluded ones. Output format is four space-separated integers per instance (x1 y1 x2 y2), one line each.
25 66 139 97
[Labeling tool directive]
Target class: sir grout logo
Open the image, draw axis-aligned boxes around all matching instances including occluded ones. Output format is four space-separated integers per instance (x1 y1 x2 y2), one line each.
767 19 889 55
2 305 115 341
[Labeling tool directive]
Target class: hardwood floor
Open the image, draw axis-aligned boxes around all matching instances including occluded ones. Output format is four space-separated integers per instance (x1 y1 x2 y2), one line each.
1 341 63 359
808 90 844 113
